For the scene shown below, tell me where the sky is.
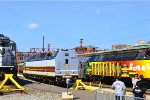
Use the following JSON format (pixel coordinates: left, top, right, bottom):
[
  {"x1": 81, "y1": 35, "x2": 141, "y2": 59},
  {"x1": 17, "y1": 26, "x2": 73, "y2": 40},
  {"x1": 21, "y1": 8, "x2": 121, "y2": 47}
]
[{"x1": 0, "y1": 0, "x2": 150, "y2": 51}]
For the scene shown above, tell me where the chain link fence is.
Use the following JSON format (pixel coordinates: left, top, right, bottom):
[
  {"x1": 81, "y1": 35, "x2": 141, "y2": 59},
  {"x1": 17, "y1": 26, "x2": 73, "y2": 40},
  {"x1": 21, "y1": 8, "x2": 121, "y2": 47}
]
[{"x1": 95, "y1": 88, "x2": 150, "y2": 100}]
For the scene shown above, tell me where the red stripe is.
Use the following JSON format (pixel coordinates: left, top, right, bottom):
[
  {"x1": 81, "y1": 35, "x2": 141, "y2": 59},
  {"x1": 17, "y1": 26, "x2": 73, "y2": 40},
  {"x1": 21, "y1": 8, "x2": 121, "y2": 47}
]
[
  {"x1": 25, "y1": 66, "x2": 55, "y2": 69},
  {"x1": 29, "y1": 69, "x2": 55, "y2": 72},
  {"x1": 25, "y1": 66, "x2": 55, "y2": 72}
]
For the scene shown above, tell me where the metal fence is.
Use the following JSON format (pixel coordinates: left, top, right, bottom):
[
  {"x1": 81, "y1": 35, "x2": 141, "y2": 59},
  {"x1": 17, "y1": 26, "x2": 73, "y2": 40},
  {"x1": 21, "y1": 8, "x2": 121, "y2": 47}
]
[{"x1": 95, "y1": 88, "x2": 150, "y2": 100}]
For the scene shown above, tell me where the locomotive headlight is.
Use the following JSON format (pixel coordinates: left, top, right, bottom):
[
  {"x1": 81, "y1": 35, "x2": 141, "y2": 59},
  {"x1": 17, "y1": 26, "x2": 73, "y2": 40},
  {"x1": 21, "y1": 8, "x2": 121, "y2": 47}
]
[{"x1": 10, "y1": 68, "x2": 13, "y2": 70}]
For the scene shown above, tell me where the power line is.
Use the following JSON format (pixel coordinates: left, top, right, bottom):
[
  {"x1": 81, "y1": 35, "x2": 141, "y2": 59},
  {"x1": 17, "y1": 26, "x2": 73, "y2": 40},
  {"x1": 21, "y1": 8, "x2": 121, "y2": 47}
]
[{"x1": 95, "y1": 17, "x2": 150, "y2": 46}]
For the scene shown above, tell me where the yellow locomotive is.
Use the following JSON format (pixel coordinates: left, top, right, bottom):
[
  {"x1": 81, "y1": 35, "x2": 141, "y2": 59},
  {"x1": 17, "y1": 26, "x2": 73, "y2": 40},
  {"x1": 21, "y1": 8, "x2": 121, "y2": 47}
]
[{"x1": 84, "y1": 47, "x2": 150, "y2": 86}]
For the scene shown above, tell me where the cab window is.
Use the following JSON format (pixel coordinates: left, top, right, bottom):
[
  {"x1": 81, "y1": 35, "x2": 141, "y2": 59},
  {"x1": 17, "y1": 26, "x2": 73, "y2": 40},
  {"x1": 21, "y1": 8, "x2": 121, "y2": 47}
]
[{"x1": 65, "y1": 59, "x2": 68, "y2": 64}]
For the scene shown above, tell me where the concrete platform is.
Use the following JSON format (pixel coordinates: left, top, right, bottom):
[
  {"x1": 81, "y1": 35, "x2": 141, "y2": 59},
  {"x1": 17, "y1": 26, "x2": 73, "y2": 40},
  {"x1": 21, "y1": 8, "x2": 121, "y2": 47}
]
[{"x1": 62, "y1": 92, "x2": 74, "y2": 100}]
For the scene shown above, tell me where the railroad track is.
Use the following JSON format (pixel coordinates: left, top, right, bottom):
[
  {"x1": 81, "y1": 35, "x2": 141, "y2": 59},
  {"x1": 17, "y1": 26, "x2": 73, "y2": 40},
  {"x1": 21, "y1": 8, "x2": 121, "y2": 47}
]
[
  {"x1": 83, "y1": 81, "x2": 150, "y2": 95},
  {"x1": 15, "y1": 74, "x2": 150, "y2": 100},
  {"x1": 16, "y1": 75, "x2": 97, "y2": 100},
  {"x1": 18, "y1": 74, "x2": 150, "y2": 94}
]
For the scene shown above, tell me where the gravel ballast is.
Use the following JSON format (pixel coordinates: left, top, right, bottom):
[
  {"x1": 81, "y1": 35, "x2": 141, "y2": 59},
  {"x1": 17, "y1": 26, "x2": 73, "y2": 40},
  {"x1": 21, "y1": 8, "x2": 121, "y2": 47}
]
[{"x1": 0, "y1": 87, "x2": 62, "y2": 100}]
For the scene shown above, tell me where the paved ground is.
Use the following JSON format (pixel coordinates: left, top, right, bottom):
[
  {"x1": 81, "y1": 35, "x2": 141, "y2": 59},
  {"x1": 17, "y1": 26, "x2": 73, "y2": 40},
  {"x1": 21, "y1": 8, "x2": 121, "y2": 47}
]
[{"x1": 0, "y1": 74, "x2": 150, "y2": 100}]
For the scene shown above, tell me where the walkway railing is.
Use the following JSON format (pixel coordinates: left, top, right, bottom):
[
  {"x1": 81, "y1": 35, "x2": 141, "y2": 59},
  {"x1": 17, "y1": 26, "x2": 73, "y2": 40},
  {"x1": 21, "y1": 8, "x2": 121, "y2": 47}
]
[{"x1": 95, "y1": 88, "x2": 150, "y2": 100}]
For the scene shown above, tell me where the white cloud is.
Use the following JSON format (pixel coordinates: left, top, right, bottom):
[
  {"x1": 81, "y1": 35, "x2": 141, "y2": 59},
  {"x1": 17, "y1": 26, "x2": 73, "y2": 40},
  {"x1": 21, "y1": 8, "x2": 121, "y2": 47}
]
[{"x1": 25, "y1": 23, "x2": 39, "y2": 29}]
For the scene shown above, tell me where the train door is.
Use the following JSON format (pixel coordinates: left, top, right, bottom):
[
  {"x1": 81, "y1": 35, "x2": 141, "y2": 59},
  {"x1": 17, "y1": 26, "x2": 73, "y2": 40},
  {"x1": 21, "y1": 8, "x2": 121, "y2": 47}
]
[
  {"x1": 65, "y1": 51, "x2": 79, "y2": 76},
  {"x1": 78, "y1": 62, "x2": 85, "y2": 78}
]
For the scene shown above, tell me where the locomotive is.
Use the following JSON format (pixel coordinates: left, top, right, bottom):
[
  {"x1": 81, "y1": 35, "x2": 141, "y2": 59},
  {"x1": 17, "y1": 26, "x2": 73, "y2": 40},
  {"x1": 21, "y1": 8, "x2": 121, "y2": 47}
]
[
  {"x1": 22, "y1": 44, "x2": 150, "y2": 87},
  {"x1": 23, "y1": 49, "x2": 79, "y2": 84},
  {"x1": 0, "y1": 34, "x2": 17, "y2": 78},
  {"x1": 84, "y1": 47, "x2": 150, "y2": 87}
]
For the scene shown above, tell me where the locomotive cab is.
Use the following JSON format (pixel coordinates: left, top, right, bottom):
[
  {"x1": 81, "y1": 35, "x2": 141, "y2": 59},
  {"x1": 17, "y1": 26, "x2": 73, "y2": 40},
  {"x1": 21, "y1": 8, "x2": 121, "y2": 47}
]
[{"x1": 0, "y1": 34, "x2": 17, "y2": 78}]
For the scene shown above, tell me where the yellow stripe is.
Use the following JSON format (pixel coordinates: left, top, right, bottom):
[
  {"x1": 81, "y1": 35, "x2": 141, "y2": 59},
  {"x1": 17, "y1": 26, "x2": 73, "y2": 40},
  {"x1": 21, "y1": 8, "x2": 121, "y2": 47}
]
[
  {"x1": 121, "y1": 74, "x2": 129, "y2": 77},
  {"x1": 129, "y1": 72, "x2": 137, "y2": 74},
  {"x1": 121, "y1": 68, "x2": 129, "y2": 70}
]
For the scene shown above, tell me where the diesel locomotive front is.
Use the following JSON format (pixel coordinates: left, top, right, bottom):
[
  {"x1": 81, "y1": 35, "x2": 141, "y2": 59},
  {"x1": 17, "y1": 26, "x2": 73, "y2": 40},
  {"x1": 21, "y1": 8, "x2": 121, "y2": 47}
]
[
  {"x1": 23, "y1": 49, "x2": 79, "y2": 84},
  {"x1": 0, "y1": 34, "x2": 17, "y2": 78}
]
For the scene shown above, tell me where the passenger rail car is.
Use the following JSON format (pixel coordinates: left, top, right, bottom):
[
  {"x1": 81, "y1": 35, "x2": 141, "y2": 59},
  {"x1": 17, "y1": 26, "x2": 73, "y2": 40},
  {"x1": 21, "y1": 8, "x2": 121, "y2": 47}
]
[
  {"x1": 84, "y1": 47, "x2": 150, "y2": 86},
  {"x1": 23, "y1": 49, "x2": 79, "y2": 84},
  {"x1": 0, "y1": 34, "x2": 17, "y2": 78}
]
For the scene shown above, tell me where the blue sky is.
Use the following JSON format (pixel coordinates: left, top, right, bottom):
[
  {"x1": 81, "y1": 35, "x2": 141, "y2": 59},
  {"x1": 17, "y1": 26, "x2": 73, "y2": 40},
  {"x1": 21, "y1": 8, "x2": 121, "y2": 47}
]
[{"x1": 0, "y1": 1, "x2": 150, "y2": 51}]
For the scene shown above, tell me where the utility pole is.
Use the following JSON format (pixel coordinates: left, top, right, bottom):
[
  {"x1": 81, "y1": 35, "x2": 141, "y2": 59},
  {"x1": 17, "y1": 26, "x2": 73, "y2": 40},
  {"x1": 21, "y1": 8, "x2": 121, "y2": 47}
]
[{"x1": 43, "y1": 36, "x2": 45, "y2": 53}]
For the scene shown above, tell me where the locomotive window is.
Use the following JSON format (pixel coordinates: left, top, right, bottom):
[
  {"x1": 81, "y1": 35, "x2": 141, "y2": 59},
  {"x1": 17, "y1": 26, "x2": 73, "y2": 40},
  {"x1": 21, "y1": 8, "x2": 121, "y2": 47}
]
[
  {"x1": 102, "y1": 53, "x2": 112, "y2": 61},
  {"x1": 89, "y1": 55, "x2": 104, "y2": 62},
  {"x1": 136, "y1": 51, "x2": 145, "y2": 60},
  {"x1": 94, "y1": 55, "x2": 99, "y2": 61},
  {"x1": 89, "y1": 55, "x2": 97, "y2": 62},
  {"x1": 65, "y1": 59, "x2": 68, "y2": 64},
  {"x1": 37, "y1": 53, "x2": 47, "y2": 60},
  {"x1": 65, "y1": 53, "x2": 69, "y2": 56},
  {"x1": 11, "y1": 43, "x2": 16, "y2": 51},
  {"x1": 2, "y1": 48, "x2": 5, "y2": 55},
  {"x1": 113, "y1": 53, "x2": 123, "y2": 61},
  {"x1": 45, "y1": 51, "x2": 58, "y2": 60},
  {"x1": 145, "y1": 50, "x2": 150, "y2": 59},
  {"x1": 27, "y1": 54, "x2": 38, "y2": 61},
  {"x1": 97, "y1": 54, "x2": 103, "y2": 61},
  {"x1": 122, "y1": 51, "x2": 138, "y2": 60},
  {"x1": 40, "y1": 53, "x2": 46, "y2": 58}
]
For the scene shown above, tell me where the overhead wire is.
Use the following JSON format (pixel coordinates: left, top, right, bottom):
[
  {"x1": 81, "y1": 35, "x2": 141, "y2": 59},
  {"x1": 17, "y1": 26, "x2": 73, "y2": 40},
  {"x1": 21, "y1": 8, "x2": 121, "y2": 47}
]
[{"x1": 90, "y1": 17, "x2": 150, "y2": 47}]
